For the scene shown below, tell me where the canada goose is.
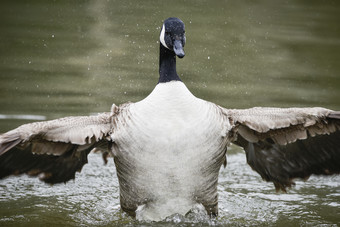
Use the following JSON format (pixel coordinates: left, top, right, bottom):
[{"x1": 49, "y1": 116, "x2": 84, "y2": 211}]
[{"x1": 0, "y1": 17, "x2": 339, "y2": 221}]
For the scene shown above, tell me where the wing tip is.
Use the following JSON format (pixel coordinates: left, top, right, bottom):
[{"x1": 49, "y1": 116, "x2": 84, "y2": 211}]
[
  {"x1": 273, "y1": 180, "x2": 296, "y2": 193},
  {"x1": 0, "y1": 135, "x2": 22, "y2": 156},
  {"x1": 328, "y1": 111, "x2": 340, "y2": 120}
]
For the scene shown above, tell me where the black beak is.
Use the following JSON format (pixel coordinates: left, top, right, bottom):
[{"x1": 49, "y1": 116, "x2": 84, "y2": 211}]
[{"x1": 173, "y1": 40, "x2": 185, "y2": 58}]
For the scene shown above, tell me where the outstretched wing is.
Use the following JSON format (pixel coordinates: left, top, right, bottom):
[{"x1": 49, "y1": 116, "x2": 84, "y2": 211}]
[
  {"x1": 224, "y1": 107, "x2": 340, "y2": 192},
  {"x1": 0, "y1": 112, "x2": 113, "y2": 184}
]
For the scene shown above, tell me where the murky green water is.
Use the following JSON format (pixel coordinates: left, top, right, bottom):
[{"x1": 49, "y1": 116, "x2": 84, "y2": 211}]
[{"x1": 0, "y1": 0, "x2": 339, "y2": 226}]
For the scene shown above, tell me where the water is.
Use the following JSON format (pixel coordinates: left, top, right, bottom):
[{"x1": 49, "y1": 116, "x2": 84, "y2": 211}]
[
  {"x1": 1, "y1": 0, "x2": 340, "y2": 226},
  {"x1": 1, "y1": 151, "x2": 339, "y2": 226}
]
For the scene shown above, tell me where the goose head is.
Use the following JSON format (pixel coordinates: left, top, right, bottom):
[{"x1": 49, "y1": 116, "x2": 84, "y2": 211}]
[
  {"x1": 160, "y1": 17, "x2": 186, "y2": 58},
  {"x1": 158, "y1": 17, "x2": 186, "y2": 83}
]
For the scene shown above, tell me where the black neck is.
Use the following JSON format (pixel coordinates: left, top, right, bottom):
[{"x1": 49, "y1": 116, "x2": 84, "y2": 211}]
[{"x1": 158, "y1": 44, "x2": 181, "y2": 83}]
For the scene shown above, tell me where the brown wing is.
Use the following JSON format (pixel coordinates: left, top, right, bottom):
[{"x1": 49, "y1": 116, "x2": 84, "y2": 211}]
[
  {"x1": 225, "y1": 107, "x2": 340, "y2": 192},
  {"x1": 0, "y1": 112, "x2": 112, "y2": 184}
]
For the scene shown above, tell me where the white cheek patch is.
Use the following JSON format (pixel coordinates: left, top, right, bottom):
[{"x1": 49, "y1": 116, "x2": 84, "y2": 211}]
[{"x1": 160, "y1": 24, "x2": 170, "y2": 49}]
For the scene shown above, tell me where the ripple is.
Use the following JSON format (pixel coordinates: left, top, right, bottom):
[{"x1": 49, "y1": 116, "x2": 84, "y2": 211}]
[
  {"x1": 1, "y1": 150, "x2": 340, "y2": 226},
  {"x1": 0, "y1": 114, "x2": 46, "y2": 121}
]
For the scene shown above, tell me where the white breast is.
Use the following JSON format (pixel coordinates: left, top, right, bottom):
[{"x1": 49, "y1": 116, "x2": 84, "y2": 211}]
[{"x1": 111, "y1": 81, "x2": 230, "y2": 220}]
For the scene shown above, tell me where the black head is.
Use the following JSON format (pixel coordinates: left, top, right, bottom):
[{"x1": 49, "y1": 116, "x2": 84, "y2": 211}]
[{"x1": 160, "y1": 17, "x2": 186, "y2": 58}]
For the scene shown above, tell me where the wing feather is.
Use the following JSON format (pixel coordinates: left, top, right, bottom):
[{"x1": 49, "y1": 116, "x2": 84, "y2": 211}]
[
  {"x1": 0, "y1": 112, "x2": 113, "y2": 183},
  {"x1": 225, "y1": 107, "x2": 340, "y2": 191}
]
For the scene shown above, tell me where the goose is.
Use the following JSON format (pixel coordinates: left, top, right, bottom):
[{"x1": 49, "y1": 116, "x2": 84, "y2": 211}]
[{"x1": 0, "y1": 17, "x2": 339, "y2": 221}]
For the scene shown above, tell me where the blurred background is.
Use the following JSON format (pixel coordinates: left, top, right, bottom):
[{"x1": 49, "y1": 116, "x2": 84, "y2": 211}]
[{"x1": 0, "y1": 0, "x2": 339, "y2": 226}]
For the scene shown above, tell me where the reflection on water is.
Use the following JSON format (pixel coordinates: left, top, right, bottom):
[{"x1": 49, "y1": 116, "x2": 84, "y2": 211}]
[{"x1": 0, "y1": 0, "x2": 340, "y2": 226}]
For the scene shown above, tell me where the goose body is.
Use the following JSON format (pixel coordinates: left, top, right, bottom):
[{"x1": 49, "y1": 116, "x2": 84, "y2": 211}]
[
  {"x1": 0, "y1": 17, "x2": 339, "y2": 221},
  {"x1": 112, "y1": 81, "x2": 229, "y2": 219}
]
